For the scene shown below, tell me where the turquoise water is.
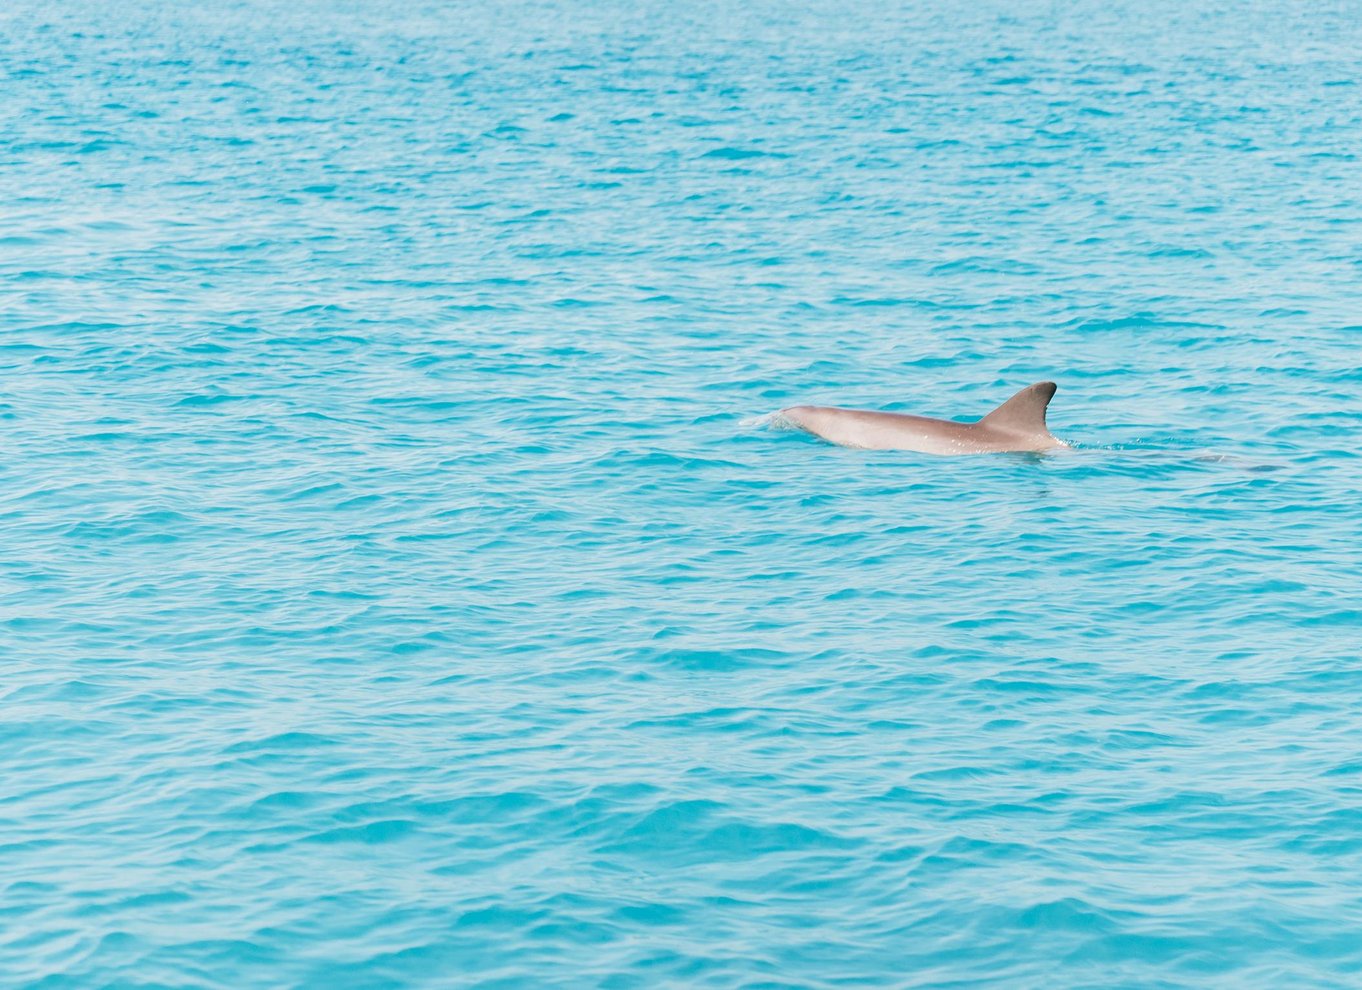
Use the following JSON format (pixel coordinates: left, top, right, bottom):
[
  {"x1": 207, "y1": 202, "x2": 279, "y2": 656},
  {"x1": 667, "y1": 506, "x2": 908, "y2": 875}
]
[{"x1": 3, "y1": 0, "x2": 1361, "y2": 986}]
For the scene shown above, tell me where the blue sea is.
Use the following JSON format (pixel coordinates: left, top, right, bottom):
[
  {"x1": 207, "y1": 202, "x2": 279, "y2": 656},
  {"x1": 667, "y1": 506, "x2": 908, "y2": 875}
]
[{"x1": 3, "y1": 1, "x2": 1361, "y2": 986}]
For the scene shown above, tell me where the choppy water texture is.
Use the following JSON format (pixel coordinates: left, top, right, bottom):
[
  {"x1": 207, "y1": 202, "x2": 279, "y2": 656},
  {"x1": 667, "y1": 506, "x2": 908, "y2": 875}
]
[{"x1": 3, "y1": 1, "x2": 1361, "y2": 986}]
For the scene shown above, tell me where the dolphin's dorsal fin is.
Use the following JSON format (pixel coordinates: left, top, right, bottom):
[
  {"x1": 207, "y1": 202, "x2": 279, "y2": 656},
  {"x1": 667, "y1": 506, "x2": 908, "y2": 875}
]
[{"x1": 979, "y1": 381, "x2": 1057, "y2": 433}]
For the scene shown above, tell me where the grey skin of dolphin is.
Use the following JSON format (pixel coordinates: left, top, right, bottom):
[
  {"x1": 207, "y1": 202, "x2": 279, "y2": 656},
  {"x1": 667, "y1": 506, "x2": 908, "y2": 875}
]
[{"x1": 779, "y1": 381, "x2": 1070, "y2": 455}]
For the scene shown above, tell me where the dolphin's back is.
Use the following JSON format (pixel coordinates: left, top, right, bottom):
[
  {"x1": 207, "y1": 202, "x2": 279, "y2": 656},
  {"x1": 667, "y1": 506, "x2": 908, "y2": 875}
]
[
  {"x1": 778, "y1": 382, "x2": 1067, "y2": 455},
  {"x1": 781, "y1": 405, "x2": 976, "y2": 454}
]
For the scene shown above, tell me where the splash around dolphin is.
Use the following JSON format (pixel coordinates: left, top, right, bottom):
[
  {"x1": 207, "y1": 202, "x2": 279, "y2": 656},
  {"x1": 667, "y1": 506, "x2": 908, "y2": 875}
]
[{"x1": 777, "y1": 382, "x2": 1070, "y2": 455}]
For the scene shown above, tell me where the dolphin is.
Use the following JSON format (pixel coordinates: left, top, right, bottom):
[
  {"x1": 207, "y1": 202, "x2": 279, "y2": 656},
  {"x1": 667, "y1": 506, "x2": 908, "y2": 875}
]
[{"x1": 779, "y1": 381, "x2": 1069, "y2": 455}]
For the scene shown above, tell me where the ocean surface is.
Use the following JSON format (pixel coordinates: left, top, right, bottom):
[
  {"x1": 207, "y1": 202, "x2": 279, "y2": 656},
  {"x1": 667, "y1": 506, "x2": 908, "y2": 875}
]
[{"x1": 3, "y1": 1, "x2": 1361, "y2": 986}]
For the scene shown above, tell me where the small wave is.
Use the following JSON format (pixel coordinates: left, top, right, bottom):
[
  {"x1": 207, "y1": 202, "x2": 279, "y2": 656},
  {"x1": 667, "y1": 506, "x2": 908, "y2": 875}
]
[{"x1": 739, "y1": 410, "x2": 800, "y2": 431}]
